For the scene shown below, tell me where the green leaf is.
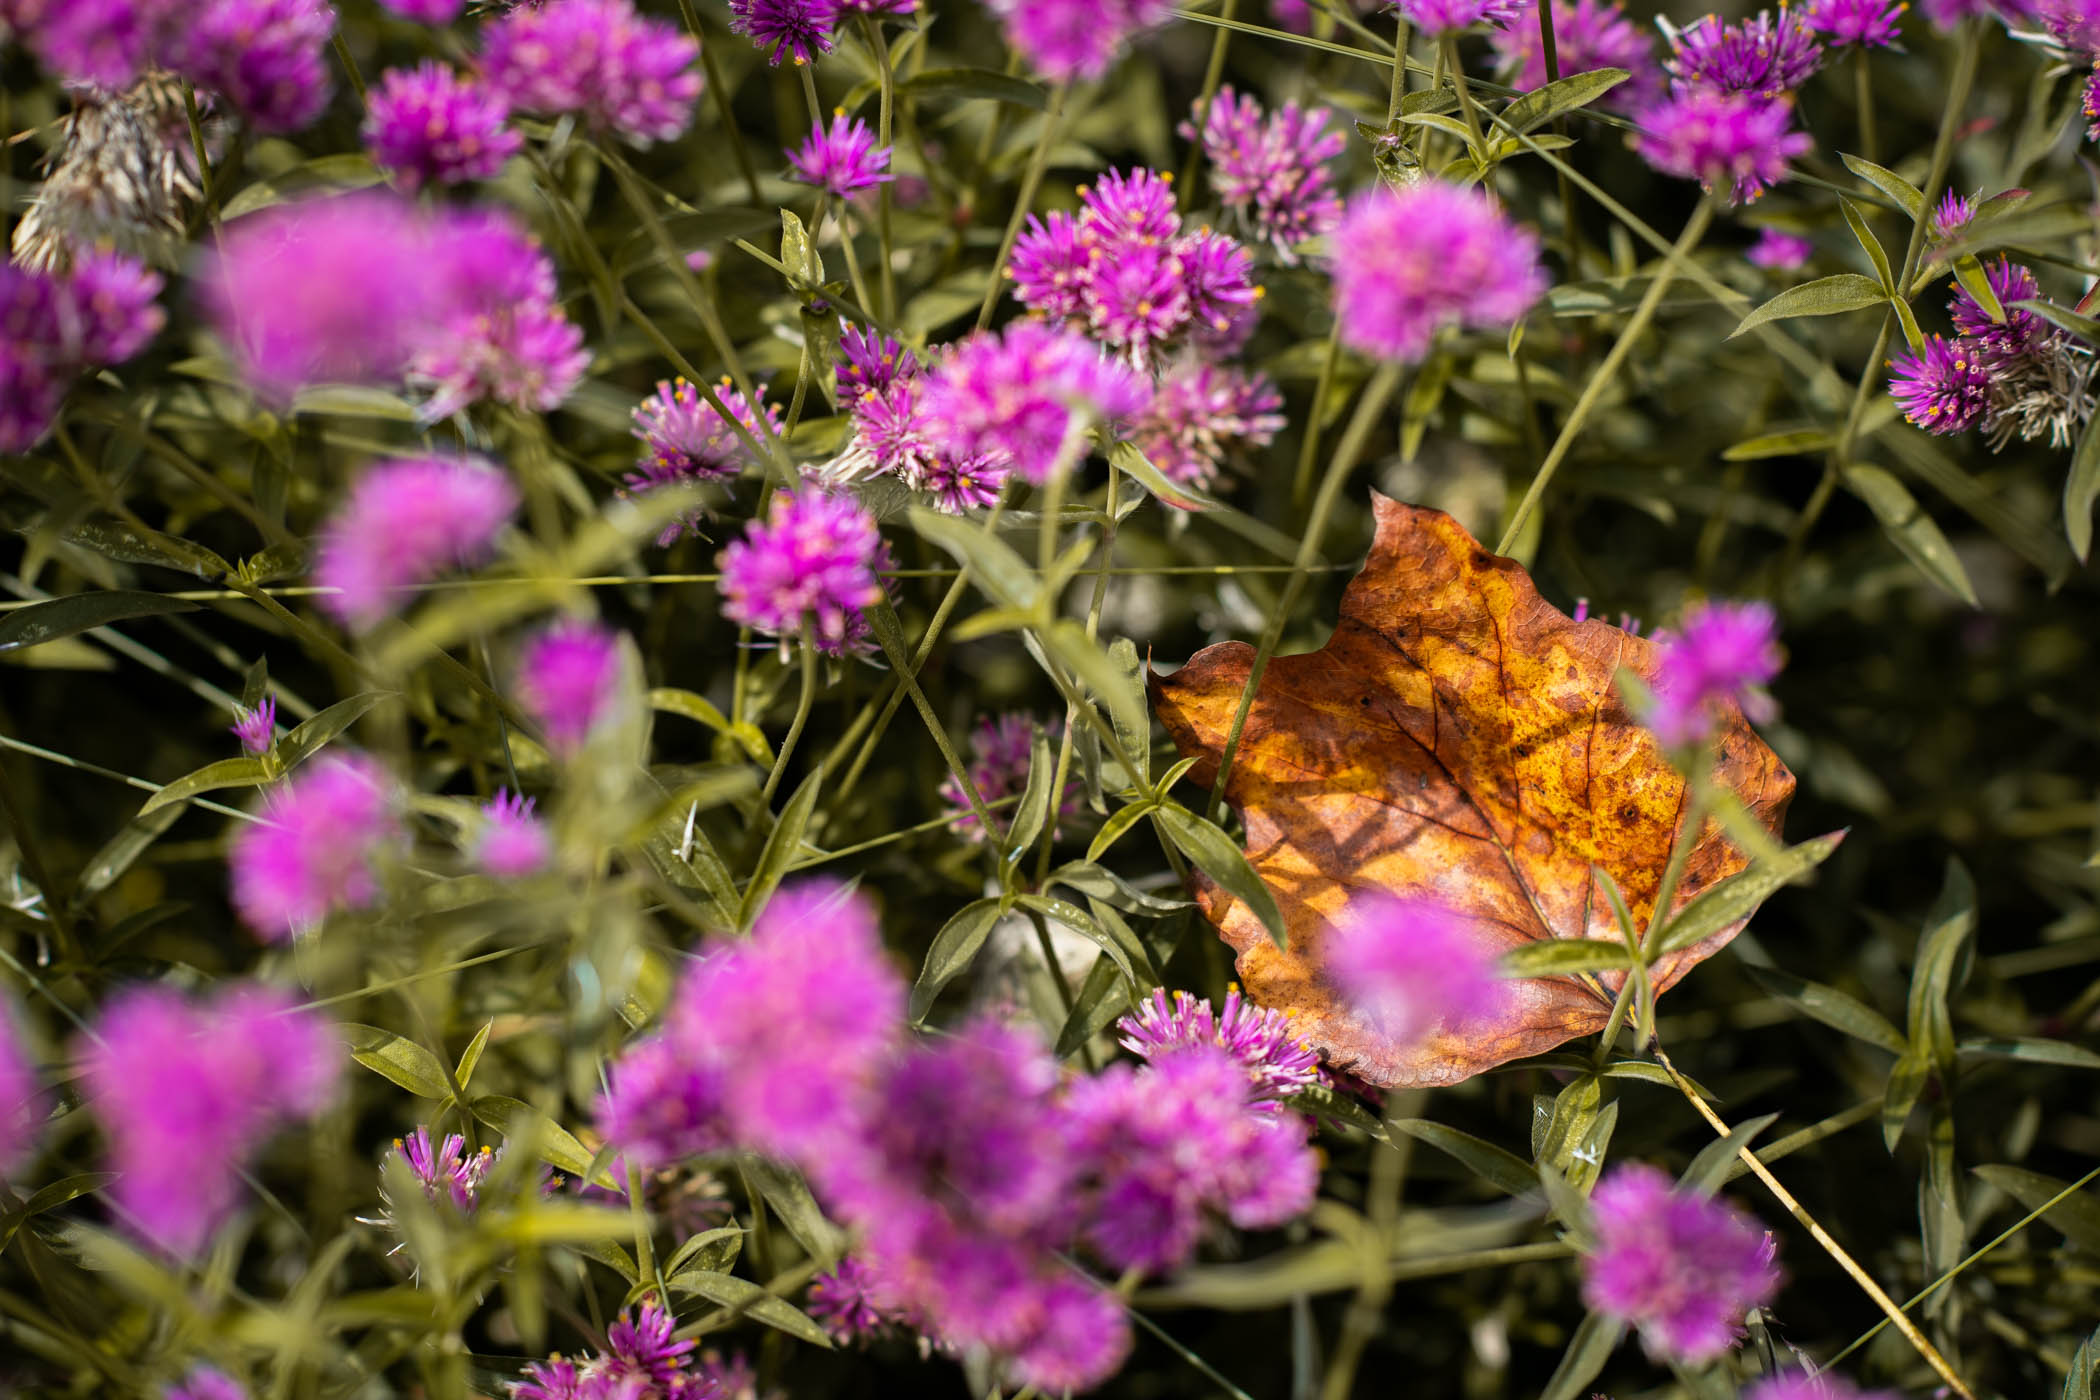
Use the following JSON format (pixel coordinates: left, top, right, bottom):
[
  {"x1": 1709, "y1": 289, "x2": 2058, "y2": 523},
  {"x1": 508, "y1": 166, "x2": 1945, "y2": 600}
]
[
  {"x1": 1540, "y1": 1312, "x2": 1627, "y2": 1400},
  {"x1": 1153, "y1": 802, "x2": 1287, "y2": 949},
  {"x1": 287, "y1": 385, "x2": 419, "y2": 421},
  {"x1": 276, "y1": 690, "x2": 390, "y2": 767},
  {"x1": 1973, "y1": 1165, "x2": 2100, "y2": 1255},
  {"x1": 1882, "y1": 1050, "x2": 1931, "y2": 1151},
  {"x1": 1499, "y1": 940, "x2": 1632, "y2": 977},
  {"x1": 665, "y1": 1270, "x2": 834, "y2": 1347},
  {"x1": 1839, "y1": 152, "x2": 1926, "y2": 219},
  {"x1": 454, "y1": 1020, "x2": 494, "y2": 1091},
  {"x1": 1107, "y1": 442, "x2": 1303, "y2": 561},
  {"x1": 63, "y1": 519, "x2": 229, "y2": 578},
  {"x1": 1843, "y1": 465, "x2": 1979, "y2": 606},
  {"x1": 1501, "y1": 68, "x2": 1629, "y2": 134},
  {"x1": 1743, "y1": 966, "x2": 1907, "y2": 1054},
  {"x1": 2015, "y1": 297, "x2": 2100, "y2": 346},
  {"x1": 1654, "y1": 831, "x2": 1845, "y2": 955},
  {"x1": 1387, "y1": 1120, "x2": 1536, "y2": 1196},
  {"x1": 1721, "y1": 428, "x2": 1834, "y2": 461},
  {"x1": 71, "y1": 804, "x2": 185, "y2": 904},
  {"x1": 1086, "y1": 799, "x2": 1156, "y2": 863},
  {"x1": 0, "y1": 591, "x2": 199, "y2": 652},
  {"x1": 1055, "y1": 951, "x2": 1136, "y2": 1058},
  {"x1": 344, "y1": 1024, "x2": 451, "y2": 1100},
  {"x1": 898, "y1": 66, "x2": 1048, "y2": 110},
  {"x1": 1729, "y1": 274, "x2": 1889, "y2": 338},
  {"x1": 737, "y1": 765, "x2": 824, "y2": 929},
  {"x1": 909, "y1": 508, "x2": 1041, "y2": 614},
  {"x1": 1959, "y1": 1037, "x2": 2100, "y2": 1070},
  {"x1": 2064, "y1": 1320, "x2": 2100, "y2": 1400},
  {"x1": 137, "y1": 756, "x2": 271, "y2": 817},
  {"x1": 1042, "y1": 620, "x2": 1151, "y2": 772},
  {"x1": 1952, "y1": 254, "x2": 2006, "y2": 322},
  {"x1": 739, "y1": 1157, "x2": 843, "y2": 1272},
  {"x1": 1047, "y1": 862, "x2": 1189, "y2": 914},
  {"x1": 1908, "y1": 858, "x2": 1977, "y2": 1073},
  {"x1": 1005, "y1": 726, "x2": 1058, "y2": 855},
  {"x1": 1106, "y1": 638, "x2": 1151, "y2": 785},
  {"x1": 663, "y1": 1227, "x2": 742, "y2": 1279},
  {"x1": 487, "y1": 1203, "x2": 633, "y2": 1244},
  {"x1": 2066, "y1": 395, "x2": 2100, "y2": 562},
  {"x1": 1839, "y1": 198, "x2": 1895, "y2": 292},
  {"x1": 649, "y1": 687, "x2": 731, "y2": 733},
  {"x1": 1678, "y1": 1113, "x2": 1777, "y2": 1199},
  {"x1": 1015, "y1": 893, "x2": 1148, "y2": 988},
  {"x1": 909, "y1": 897, "x2": 1007, "y2": 1023},
  {"x1": 469, "y1": 1096, "x2": 615, "y2": 1187}
]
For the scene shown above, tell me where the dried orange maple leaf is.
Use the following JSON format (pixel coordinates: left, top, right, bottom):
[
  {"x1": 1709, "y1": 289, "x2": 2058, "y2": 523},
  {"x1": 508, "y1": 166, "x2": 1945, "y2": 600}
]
[{"x1": 1150, "y1": 494, "x2": 1798, "y2": 1088}]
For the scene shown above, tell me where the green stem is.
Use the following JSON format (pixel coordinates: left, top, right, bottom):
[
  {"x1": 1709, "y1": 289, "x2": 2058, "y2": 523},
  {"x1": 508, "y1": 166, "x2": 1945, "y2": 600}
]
[
  {"x1": 331, "y1": 32, "x2": 368, "y2": 105},
  {"x1": 1033, "y1": 463, "x2": 1120, "y2": 889},
  {"x1": 1179, "y1": 0, "x2": 1240, "y2": 191},
  {"x1": 975, "y1": 84, "x2": 1070, "y2": 331},
  {"x1": 761, "y1": 635, "x2": 820, "y2": 804},
  {"x1": 1203, "y1": 361, "x2": 1405, "y2": 824},
  {"x1": 1292, "y1": 322, "x2": 1346, "y2": 512},
  {"x1": 1442, "y1": 34, "x2": 1490, "y2": 170},
  {"x1": 860, "y1": 16, "x2": 900, "y2": 319},
  {"x1": 1387, "y1": 18, "x2": 1411, "y2": 119},
  {"x1": 1854, "y1": 47, "x2": 1878, "y2": 166},
  {"x1": 1320, "y1": 1092, "x2": 1425, "y2": 1400},
  {"x1": 1496, "y1": 197, "x2": 1714, "y2": 555},
  {"x1": 685, "y1": 0, "x2": 764, "y2": 204},
  {"x1": 1532, "y1": 0, "x2": 1585, "y2": 275}
]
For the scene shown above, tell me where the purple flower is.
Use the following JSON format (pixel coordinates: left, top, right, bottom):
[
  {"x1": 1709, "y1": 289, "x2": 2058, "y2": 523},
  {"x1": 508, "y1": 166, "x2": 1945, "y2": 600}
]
[
  {"x1": 388, "y1": 1127, "x2": 496, "y2": 1211},
  {"x1": 1632, "y1": 90, "x2": 1811, "y2": 204},
  {"x1": 729, "y1": 0, "x2": 840, "y2": 64},
  {"x1": 515, "y1": 619, "x2": 623, "y2": 755},
  {"x1": 1666, "y1": 8, "x2": 1824, "y2": 97},
  {"x1": 230, "y1": 696, "x2": 278, "y2": 756},
  {"x1": 1583, "y1": 1162, "x2": 1782, "y2": 1363},
  {"x1": 364, "y1": 63, "x2": 521, "y2": 190},
  {"x1": 6, "y1": 0, "x2": 169, "y2": 89},
  {"x1": 1931, "y1": 191, "x2": 1976, "y2": 242},
  {"x1": 229, "y1": 754, "x2": 402, "y2": 940},
  {"x1": 1010, "y1": 211, "x2": 1095, "y2": 321},
  {"x1": 163, "y1": 0, "x2": 336, "y2": 134},
  {"x1": 1176, "y1": 228, "x2": 1262, "y2": 352},
  {"x1": 475, "y1": 790, "x2": 550, "y2": 877},
  {"x1": 408, "y1": 210, "x2": 589, "y2": 420},
  {"x1": 937, "y1": 713, "x2": 1078, "y2": 840},
  {"x1": 1747, "y1": 227, "x2": 1814, "y2": 270},
  {"x1": 65, "y1": 251, "x2": 164, "y2": 365},
  {"x1": 1804, "y1": 0, "x2": 1905, "y2": 45},
  {"x1": 1327, "y1": 896, "x2": 1507, "y2": 1049},
  {"x1": 1004, "y1": 1276, "x2": 1133, "y2": 1395},
  {"x1": 1330, "y1": 183, "x2": 1547, "y2": 363},
  {"x1": 918, "y1": 321, "x2": 1150, "y2": 483},
  {"x1": 377, "y1": 0, "x2": 463, "y2": 19},
  {"x1": 808, "y1": 1257, "x2": 898, "y2": 1343},
  {"x1": 478, "y1": 0, "x2": 703, "y2": 145},
  {"x1": 1949, "y1": 256, "x2": 2051, "y2": 361},
  {"x1": 603, "y1": 1301, "x2": 697, "y2": 1395},
  {"x1": 315, "y1": 455, "x2": 518, "y2": 631},
  {"x1": 789, "y1": 111, "x2": 894, "y2": 197},
  {"x1": 839, "y1": 0, "x2": 915, "y2": 10},
  {"x1": 1887, "y1": 335, "x2": 1992, "y2": 436},
  {"x1": 1130, "y1": 358, "x2": 1284, "y2": 492},
  {"x1": 1078, "y1": 166, "x2": 1182, "y2": 247},
  {"x1": 1182, "y1": 87, "x2": 1345, "y2": 261},
  {"x1": 2044, "y1": 0, "x2": 2100, "y2": 50},
  {"x1": 0, "y1": 253, "x2": 163, "y2": 449},
  {"x1": 1646, "y1": 600, "x2": 1783, "y2": 748},
  {"x1": 81, "y1": 983, "x2": 336, "y2": 1254},
  {"x1": 595, "y1": 1032, "x2": 732, "y2": 1168},
  {"x1": 166, "y1": 1367, "x2": 250, "y2": 1400},
  {"x1": 1918, "y1": 0, "x2": 2035, "y2": 30},
  {"x1": 0, "y1": 999, "x2": 44, "y2": 1175},
  {"x1": 912, "y1": 449, "x2": 1009, "y2": 515},
  {"x1": 982, "y1": 0, "x2": 1176, "y2": 80},
  {"x1": 0, "y1": 357, "x2": 67, "y2": 456},
  {"x1": 1085, "y1": 240, "x2": 1192, "y2": 361},
  {"x1": 1744, "y1": 1372, "x2": 1898, "y2": 1400},
  {"x1": 1118, "y1": 987, "x2": 1322, "y2": 1108},
  {"x1": 1395, "y1": 0, "x2": 1532, "y2": 33},
  {"x1": 836, "y1": 323, "x2": 918, "y2": 398},
  {"x1": 1491, "y1": 0, "x2": 1663, "y2": 111},
  {"x1": 717, "y1": 489, "x2": 886, "y2": 655},
  {"x1": 627, "y1": 378, "x2": 781, "y2": 543}
]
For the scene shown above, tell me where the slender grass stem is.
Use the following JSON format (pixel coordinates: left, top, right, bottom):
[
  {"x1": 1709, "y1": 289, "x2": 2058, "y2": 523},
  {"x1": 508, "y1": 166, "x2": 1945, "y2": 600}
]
[
  {"x1": 860, "y1": 16, "x2": 900, "y2": 319},
  {"x1": 760, "y1": 635, "x2": 819, "y2": 804},
  {"x1": 1180, "y1": 0, "x2": 1240, "y2": 191},
  {"x1": 684, "y1": 0, "x2": 764, "y2": 204},
  {"x1": 975, "y1": 85, "x2": 1070, "y2": 331}
]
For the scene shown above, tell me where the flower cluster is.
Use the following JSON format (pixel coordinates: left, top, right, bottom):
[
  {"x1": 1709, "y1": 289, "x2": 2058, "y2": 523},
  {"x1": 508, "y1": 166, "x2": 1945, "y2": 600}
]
[
  {"x1": 1118, "y1": 987, "x2": 1323, "y2": 1108},
  {"x1": 788, "y1": 111, "x2": 894, "y2": 198},
  {"x1": 1329, "y1": 183, "x2": 1547, "y2": 363},
  {"x1": 1804, "y1": 0, "x2": 1907, "y2": 46},
  {"x1": 314, "y1": 456, "x2": 519, "y2": 631},
  {"x1": 936, "y1": 712, "x2": 1076, "y2": 841},
  {"x1": 1581, "y1": 1163, "x2": 1782, "y2": 1362},
  {"x1": 982, "y1": 0, "x2": 1176, "y2": 80},
  {"x1": 1009, "y1": 167, "x2": 1261, "y2": 364},
  {"x1": 0, "y1": 252, "x2": 164, "y2": 452},
  {"x1": 1645, "y1": 599, "x2": 1783, "y2": 748},
  {"x1": 817, "y1": 328, "x2": 1007, "y2": 513},
  {"x1": 516, "y1": 1300, "x2": 750, "y2": 1400},
  {"x1": 1633, "y1": 8, "x2": 1821, "y2": 201},
  {"x1": 1327, "y1": 896, "x2": 1507, "y2": 1049},
  {"x1": 204, "y1": 193, "x2": 587, "y2": 416},
  {"x1": 1129, "y1": 358, "x2": 1285, "y2": 490},
  {"x1": 2, "y1": 0, "x2": 334, "y2": 133},
  {"x1": 717, "y1": 490, "x2": 888, "y2": 655},
  {"x1": 626, "y1": 378, "x2": 783, "y2": 543},
  {"x1": 227, "y1": 754, "x2": 404, "y2": 940},
  {"x1": 80, "y1": 983, "x2": 336, "y2": 1254},
  {"x1": 478, "y1": 0, "x2": 703, "y2": 146},
  {"x1": 1890, "y1": 256, "x2": 2096, "y2": 447},
  {"x1": 476, "y1": 791, "x2": 552, "y2": 877},
  {"x1": 1666, "y1": 8, "x2": 1825, "y2": 97},
  {"x1": 363, "y1": 61, "x2": 522, "y2": 190},
  {"x1": 729, "y1": 0, "x2": 841, "y2": 66},
  {"x1": 385, "y1": 1128, "x2": 498, "y2": 1213},
  {"x1": 1396, "y1": 0, "x2": 1532, "y2": 35},
  {"x1": 1182, "y1": 87, "x2": 1346, "y2": 261},
  {"x1": 918, "y1": 321, "x2": 1151, "y2": 483},
  {"x1": 515, "y1": 620, "x2": 624, "y2": 755},
  {"x1": 1491, "y1": 0, "x2": 1664, "y2": 110}
]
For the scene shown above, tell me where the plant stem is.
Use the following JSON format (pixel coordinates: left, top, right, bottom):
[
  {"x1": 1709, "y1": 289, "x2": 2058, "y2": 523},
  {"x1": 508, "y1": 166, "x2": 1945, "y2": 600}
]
[
  {"x1": 860, "y1": 15, "x2": 900, "y2": 319},
  {"x1": 685, "y1": 0, "x2": 764, "y2": 204},
  {"x1": 1443, "y1": 34, "x2": 1490, "y2": 169},
  {"x1": 1854, "y1": 48, "x2": 1878, "y2": 165},
  {"x1": 975, "y1": 84, "x2": 1070, "y2": 331},
  {"x1": 1203, "y1": 361, "x2": 1404, "y2": 824},
  {"x1": 1292, "y1": 321, "x2": 1346, "y2": 511},
  {"x1": 1496, "y1": 196, "x2": 1714, "y2": 555},
  {"x1": 1034, "y1": 464, "x2": 1121, "y2": 888},
  {"x1": 761, "y1": 636, "x2": 818, "y2": 804},
  {"x1": 1320, "y1": 1091, "x2": 1424, "y2": 1400},
  {"x1": 1180, "y1": 0, "x2": 1240, "y2": 191},
  {"x1": 1533, "y1": 0, "x2": 1586, "y2": 275}
]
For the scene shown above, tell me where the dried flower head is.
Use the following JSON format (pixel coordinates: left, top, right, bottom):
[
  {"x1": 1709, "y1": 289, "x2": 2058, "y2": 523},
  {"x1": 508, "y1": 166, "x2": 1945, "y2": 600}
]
[
  {"x1": 1329, "y1": 182, "x2": 1547, "y2": 362},
  {"x1": 10, "y1": 72, "x2": 203, "y2": 273},
  {"x1": 1583, "y1": 1162, "x2": 1782, "y2": 1363}
]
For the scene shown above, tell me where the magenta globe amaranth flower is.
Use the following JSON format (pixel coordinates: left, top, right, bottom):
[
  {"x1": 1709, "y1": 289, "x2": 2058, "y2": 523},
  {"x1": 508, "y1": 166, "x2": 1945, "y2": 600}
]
[
  {"x1": 407, "y1": 210, "x2": 589, "y2": 420},
  {"x1": 1327, "y1": 896, "x2": 1507, "y2": 1049},
  {"x1": 627, "y1": 377, "x2": 781, "y2": 543},
  {"x1": 387, "y1": 1127, "x2": 496, "y2": 1211},
  {"x1": 162, "y1": 0, "x2": 336, "y2": 134},
  {"x1": 229, "y1": 753, "x2": 403, "y2": 940},
  {"x1": 1747, "y1": 227, "x2": 1814, "y2": 270},
  {"x1": 1118, "y1": 987, "x2": 1322, "y2": 1108},
  {"x1": 937, "y1": 712, "x2": 1078, "y2": 841},
  {"x1": 166, "y1": 1367, "x2": 250, "y2": 1400},
  {"x1": 595, "y1": 1031, "x2": 732, "y2": 1168},
  {"x1": 919, "y1": 321, "x2": 1149, "y2": 482},
  {"x1": 730, "y1": 0, "x2": 840, "y2": 64},
  {"x1": 478, "y1": 0, "x2": 703, "y2": 145},
  {"x1": 1646, "y1": 599, "x2": 1783, "y2": 748},
  {"x1": 1632, "y1": 90, "x2": 1811, "y2": 204},
  {"x1": 315, "y1": 456, "x2": 518, "y2": 631},
  {"x1": 808, "y1": 1257, "x2": 898, "y2": 1344},
  {"x1": 1329, "y1": 183, "x2": 1547, "y2": 363},
  {"x1": 717, "y1": 489, "x2": 885, "y2": 656},
  {"x1": 1582, "y1": 1162, "x2": 1782, "y2": 1363},
  {"x1": 515, "y1": 619, "x2": 623, "y2": 755},
  {"x1": 1131, "y1": 357, "x2": 1284, "y2": 492},
  {"x1": 1492, "y1": 0, "x2": 1663, "y2": 109},
  {"x1": 1395, "y1": 0, "x2": 1532, "y2": 33},
  {"x1": 475, "y1": 790, "x2": 550, "y2": 877},
  {"x1": 229, "y1": 696, "x2": 277, "y2": 756},
  {"x1": 1949, "y1": 257, "x2": 2051, "y2": 361},
  {"x1": 80, "y1": 983, "x2": 336, "y2": 1255},
  {"x1": 1888, "y1": 335, "x2": 1992, "y2": 436},
  {"x1": 65, "y1": 250, "x2": 164, "y2": 364},
  {"x1": 363, "y1": 63, "x2": 520, "y2": 190},
  {"x1": 789, "y1": 111, "x2": 894, "y2": 197},
  {"x1": 1666, "y1": 8, "x2": 1824, "y2": 97},
  {"x1": 1804, "y1": 0, "x2": 1905, "y2": 45},
  {"x1": 1183, "y1": 87, "x2": 1345, "y2": 261},
  {"x1": 836, "y1": 323, "x2": 918, "y2": 398},
  {"x1": 983, "y1": 0, "x2": 1176, "y2": 80},
  {"x1": 378, "y1": 0, "x2": 462, "y2": 18}
]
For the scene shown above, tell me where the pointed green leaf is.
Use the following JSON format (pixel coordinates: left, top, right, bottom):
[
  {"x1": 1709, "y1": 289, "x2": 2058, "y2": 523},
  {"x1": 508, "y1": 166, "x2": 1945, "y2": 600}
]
[
  {"x1": 1153, "y1": 801, "x2": 1287, "y2": 949},
  {"x1": 1729, "y1": 274, "x2": 1888, "y2": 338},
  {"x1": 665, "y1": 1270, "x2": 834, "y2": 1347},
  {"x1": 2066, "y1": 396, "x2": 2100, "y2": 561},
  {"x1": 1502, "y1": 68, "x2": 1629, "y2": 134},
  {"x1": 276, "y1": 691, "x2": 391, "y2": 767},
  {"x1": 909, "y1": 897, "x2": 1007, "y2": 1023},
  {"x1": 1839, "y1": 199, "x2": 1895, "y2": 292},
  {"x1": 1679, "y1": 1114, "x2": 1777, "y2": 1199},
  {"x1": 908, "y1": 507, "x2": 1041, "y2": 613},
  {"x1": 1743, "y1": 966, "x2": 1907, "y2": 1054},
  {"x1": 1839, "y1": 152, "x2": 1926, "y2": 219},
  {"x1": 1843, "y1": 465, "x2": 1979, "y2": 606},
  {"x1": 1500, "y1": 940, "x2": 1632, "y2": 977},
  {"x1": 344, "y1": 1024, "x2": 451, "y2": 1100},
  {"x1": 737, "y1": 765, "x2": 824, "y2": 929},
  {"x1": 0, "y1": 591, "x2": 199, "y2": 652},
  {"x1": 1388, "y1": 1120, "x2": 1536, "y2": 1196},
  {"x1": 1973, "y1": 1165, "x2": 2100, "y2": 1255},
  {"x1": 1655, "y1": 830, "x2": 1845, "y2": 955}
]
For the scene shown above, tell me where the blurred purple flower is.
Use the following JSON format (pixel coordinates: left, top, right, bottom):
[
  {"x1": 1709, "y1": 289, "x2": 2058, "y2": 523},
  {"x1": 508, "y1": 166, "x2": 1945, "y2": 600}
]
[
  {"x1": 81, "y1": 983, "x2": 336, "y2": 1254},
  {"x1": 1118, "y1": 987, "x2": 1322, "y2": 1108},
  {"x1": 162, "y1": 0, "x2": 336, "y2": 134},
  {"x1": 515, "y1": 619, "x2": 622, "y2": 755},
  {"x1": 626, "y1": 377, "x2": 780, "y2": 543},
  {"x1": 1747, "y1": 227, "x2": 1814, "y2": 270},
  {"x1": 919, "y1": 321, "x2": 1149, "y2": 482},
  {"x1": 2043, "y1": 0, "x2": 2100, "y2": 49},
  {"x1": 377, "y1": 0, "x2": 462, "y2": 19},
  {"x1": 229, "y1": 754, "x2": 403, "y2": 940},
  {"x1": 0, "y1": 998, "x2": 44, "y2": 1175},
  {"x1": 729, "y1": 0, "x2": 840, "y2": 64},
  {"x1": 1330, "y1": 183, "x2": 1547, "y2": 362},
  {"x1": 66, "y1": 250, "x2": 164, "y2": 364},
  {"x1": 364, "y1": 62, "x2": 520, "y2": 190},
  {"x1": 1004, "y1": 1276, "x2": 1132, "y2": 1395},
  {"x1": 1492, "y1": 0, "x2": 1663, "y2": 110},
  {"x1": 1583, "y1": 1162, "x2": 1782, "y2": 1363},
  {"x1": 937, "y1": 712, "x2": 1077, "y2": 841},
  {"x1": 409, "y1": 210, "x2": 589, "y2": 420},
  {"x1": 717, "y1": 489, "x2": 885, "y2": 656},
  {"x1": 314, "y1": 455, "x2": 518, "y2": 631},
  {"x1": 1327, "y1": 896, "x2": 1506, "y2": 1049},
  {"x1": 1130, "y1": 359, "x2": 1284, "y2": 492},
  {"x1": 1646, "y1": 599, "x2": 1782, "y2": 747},
  {"x1": 789, "y1": 111, "x2": 894, "y2": 197},
  {"x1": 476, "y1": 790, "x2": 550, "y2": 878},
  {"x1": 1804, "y1": 0, "x2": 1906, "y2": 45},
  {"x1": 1632, "y1": 90, "x2": 1811, "y2": 204},
  {"x1": 478, "y1": 0, "x2": 702, "y2": 145},
  {"x1": 836, "y1": 323, "x2": 918, "y2": 398},
  {"x1": 1395, "y1": 0, "x2": 1531, "y2": 33},
  {"x1": 1918, "y1": 0, "x2": 2036, "y2": 30},
  {"x1": 983, "y1": 0, "x2": 1176, "y2": 80},
  {"x1": 1666, "y1": 8, "x2": 1824, "y2": 96},
  {"x1": 230, "y1": 696, "x2": 277, "y2": 756},
  {"x1": 0, "y1": 253, "x2": 163, "y2": 450},
  {"x1": 1888, "y1": 334, "x2": 1993, "y2": 436},
  {"x1": 166, "y1": 1367, "x2": 249, "y2": 1400},
  {"x1": 1744, "y1": 1371, "x2": 1898, "y2": 1400},
  {"x1": 595, "y1": 1032, "x2": 733, "y2": 1169},
  {"x1": 603, "y1": 1301, "x2": 697, "y2": 1395},
  {"x1": 808, "y1": 1257, "x2": 901, "y2": 1344},
  {"x1": 1183, "y1": 86, "x2": 1345, "y2": 261}
]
